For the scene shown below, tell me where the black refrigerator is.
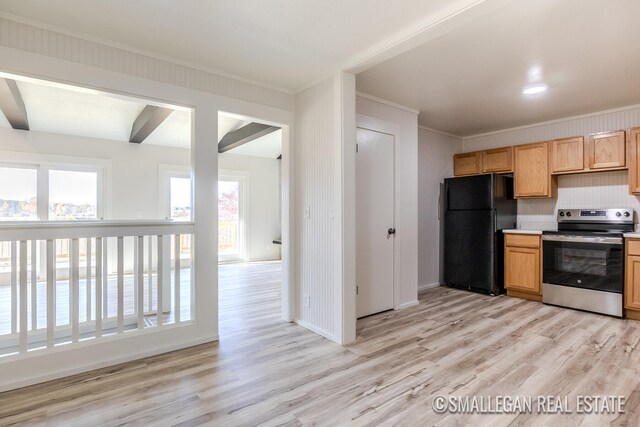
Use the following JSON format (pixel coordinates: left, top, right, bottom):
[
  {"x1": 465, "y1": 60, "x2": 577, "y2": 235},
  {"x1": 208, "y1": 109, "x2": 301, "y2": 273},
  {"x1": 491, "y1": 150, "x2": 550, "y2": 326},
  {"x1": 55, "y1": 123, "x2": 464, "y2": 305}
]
[{"x1": 443, "y1": 174, "x2": 517, "y2": 295}]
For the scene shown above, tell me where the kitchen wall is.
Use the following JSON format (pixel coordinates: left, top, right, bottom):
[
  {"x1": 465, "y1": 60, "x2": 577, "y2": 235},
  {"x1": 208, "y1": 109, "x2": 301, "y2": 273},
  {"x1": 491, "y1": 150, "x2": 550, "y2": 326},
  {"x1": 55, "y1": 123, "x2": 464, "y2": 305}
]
[
  {"x1": 218, "y1": 153, "x2": 282, "y2": 261},
  {"x1": 418, "y1": 127, "x2": 463, "y2": 288},
  {"x1": 464, "y1": 104, "x2": 640, "y2": 230}
]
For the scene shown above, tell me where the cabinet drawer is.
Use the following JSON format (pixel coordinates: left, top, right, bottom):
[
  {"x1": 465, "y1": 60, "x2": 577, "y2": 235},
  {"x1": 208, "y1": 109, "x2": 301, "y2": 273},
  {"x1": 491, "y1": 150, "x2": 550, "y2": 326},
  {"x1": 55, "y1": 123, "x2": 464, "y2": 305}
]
[
  {"x1": 628, "y1": 239, "x2": 640, "y2": 256},
  {"x1": 505, "y1": 234, "x2": 540, "y2": 248}
]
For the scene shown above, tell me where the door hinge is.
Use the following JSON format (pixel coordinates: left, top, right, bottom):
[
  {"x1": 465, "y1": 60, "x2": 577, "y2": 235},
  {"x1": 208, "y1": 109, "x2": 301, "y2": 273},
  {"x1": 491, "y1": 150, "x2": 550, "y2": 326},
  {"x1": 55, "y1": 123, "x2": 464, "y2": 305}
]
[
  {"x1": 356, "y1": 144, "x2": 359, "y2": 153},
  {"x1": 356, "y1": 286, "x2": 359, "y2": 295}
]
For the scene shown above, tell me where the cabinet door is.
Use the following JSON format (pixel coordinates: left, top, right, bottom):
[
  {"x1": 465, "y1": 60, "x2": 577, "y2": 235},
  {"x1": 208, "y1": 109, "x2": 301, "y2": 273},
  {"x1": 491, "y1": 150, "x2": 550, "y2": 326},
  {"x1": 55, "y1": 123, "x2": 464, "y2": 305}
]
[
  {"x1": 626, "y1": 254, "x2": 640, "y2": 310},
  {"x1": 514, "y1": 142, "x2": 551, "y2": 197},
  {"x1": 504, "y1": 246, "x2": 540, "y2": 293},
  {"x1": 588, "y1": 131, "x2": 626, "y2": 170},
  {"x1": 628, "y1": 128, "x2": 640, "y2": 194},
  {"x1": 454, "y1": 152, "x2": 481, "y2": 176},
  {"x1": 482, "y1": 147, "x2": 513, "y2": 173},
  {"x1": 551, "y1": 136, "x2": 584, "y2": 173}
]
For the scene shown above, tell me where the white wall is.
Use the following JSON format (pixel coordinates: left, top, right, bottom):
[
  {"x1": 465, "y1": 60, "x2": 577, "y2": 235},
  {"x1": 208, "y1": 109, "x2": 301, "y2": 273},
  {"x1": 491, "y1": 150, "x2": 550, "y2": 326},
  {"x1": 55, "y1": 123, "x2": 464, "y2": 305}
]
[
  {"x1": 356, "y1": 95, "x2": 419, "y2": 309},
  {"x1": 293, "y1": 72, "x2": 356, "y2": 345},
  {"x1": 463, "y1": 104, "x2": 640, "y2": 230},
  {"x1": 294, "y1": 77, "x2": 339, "y2": 341},
  {"x1": 218, "y1": 153, "x2": 281, "y2": 261},
  {"x1": 418, "y1": 128, "x2": 463, "y2": 288}
]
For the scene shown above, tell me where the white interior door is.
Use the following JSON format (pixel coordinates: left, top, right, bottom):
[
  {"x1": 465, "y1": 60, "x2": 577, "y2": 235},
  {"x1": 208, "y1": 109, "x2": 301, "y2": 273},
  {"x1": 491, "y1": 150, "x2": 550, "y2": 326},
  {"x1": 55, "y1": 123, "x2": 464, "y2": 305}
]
[{"x1": 356, "y1": 128, "x2": 394, "y2": 318}]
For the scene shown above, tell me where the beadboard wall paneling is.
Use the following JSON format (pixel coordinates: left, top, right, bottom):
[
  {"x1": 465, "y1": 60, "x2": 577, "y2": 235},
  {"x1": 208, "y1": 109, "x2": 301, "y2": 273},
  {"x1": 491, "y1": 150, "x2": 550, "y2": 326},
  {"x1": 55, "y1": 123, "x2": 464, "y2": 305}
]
[
  {"x1": 517, "y1": 171, "x2": 640, "y2": 230},
  {"x1": 463, "y1": 105, "x2": 640, "y2": 151},
  {"x1": 464, "y1": 105, "x2": 640, "y2": 230},
  {"x1": 294, "y1": 77, "x2": 337, "y2": 340},
  {"x1": 417, "y1": 128, "x2": 463, "y2": 287},
  {"x1": 356, "y1": 96, "x2": 419, "y2": 307},
  {"x1": 0, "y1": 17, "x2": 293, "y2": 111}
]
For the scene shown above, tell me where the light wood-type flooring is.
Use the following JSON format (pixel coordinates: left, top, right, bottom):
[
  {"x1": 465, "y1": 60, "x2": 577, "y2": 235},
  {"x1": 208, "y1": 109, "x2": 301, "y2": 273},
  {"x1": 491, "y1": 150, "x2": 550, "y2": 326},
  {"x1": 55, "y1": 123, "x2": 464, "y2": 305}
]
[{"x1": 1, "y1": 262, "x2": 640, "y2": 425}]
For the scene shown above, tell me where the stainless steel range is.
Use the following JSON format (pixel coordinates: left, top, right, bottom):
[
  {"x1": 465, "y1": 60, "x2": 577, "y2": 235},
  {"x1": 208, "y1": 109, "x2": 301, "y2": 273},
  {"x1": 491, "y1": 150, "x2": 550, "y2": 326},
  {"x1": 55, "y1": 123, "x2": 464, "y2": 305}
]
[{"x1": 542, "y1": 208, "x2": 634, "y2": 317}]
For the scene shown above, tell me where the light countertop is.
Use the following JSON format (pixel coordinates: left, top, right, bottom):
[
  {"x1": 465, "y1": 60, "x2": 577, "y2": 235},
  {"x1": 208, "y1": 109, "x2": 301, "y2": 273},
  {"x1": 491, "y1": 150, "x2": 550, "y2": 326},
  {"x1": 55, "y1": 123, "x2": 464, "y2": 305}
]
[
  {"x1": 502, "y1": 229, "x2": 543, "y2": 235},
  {"x1": 624, "y1": 232, "x2": 640, "y2": 238}
]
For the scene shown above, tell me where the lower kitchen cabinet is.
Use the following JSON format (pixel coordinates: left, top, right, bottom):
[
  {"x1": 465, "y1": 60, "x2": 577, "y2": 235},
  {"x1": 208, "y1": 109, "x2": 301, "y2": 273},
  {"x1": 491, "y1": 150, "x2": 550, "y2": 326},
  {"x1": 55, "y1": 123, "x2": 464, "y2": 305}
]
[
  {"x1": 625, "y1": 238, "x2": 640, "y2": 319},
  {"x1": 504, "y1": 233, "x2": 542, "y2": 301}
]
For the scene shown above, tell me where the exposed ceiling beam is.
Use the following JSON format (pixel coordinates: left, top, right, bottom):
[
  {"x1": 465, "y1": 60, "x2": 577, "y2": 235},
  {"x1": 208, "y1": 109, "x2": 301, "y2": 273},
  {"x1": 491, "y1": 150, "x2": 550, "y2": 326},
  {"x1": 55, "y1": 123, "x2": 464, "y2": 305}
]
[
  {"x1": 218, "y1": 122, "x2": 280, "y2": 153},
  {"x1": 129, "y1": 105, "x2": 173, "y2": 143},
  {"x1": 0, "y1": 78, "x2": 29, "y2": 130}
]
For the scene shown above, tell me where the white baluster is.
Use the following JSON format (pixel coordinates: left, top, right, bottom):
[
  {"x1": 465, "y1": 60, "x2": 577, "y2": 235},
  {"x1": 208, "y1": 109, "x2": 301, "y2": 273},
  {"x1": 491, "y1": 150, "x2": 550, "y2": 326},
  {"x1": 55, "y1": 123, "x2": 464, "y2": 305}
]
[
  {"x1": 174, "y1": 234, "x2": 181, "y2": 323},
  {"x1": 137, "y1": 236, "x2": 144, "y2": 330},
  {"x1": 11, "y1": 241, "x2": 17, "y2": 335},
  {"x1": 86, "y1": 238, "x2": 92, "y2": 321},
  {"x1": 19, "y1": 241, "x2": 28, "y2": 353},
  {"x1": 147, "y1": 235, "x2": 153, "y2": 313},
  {"x1": 30, "y1": 240, "x2": 37, "y2": 330},
  {"x1": 95, "y1": 237, "x2": 103, "y2": 338},
  {"x1": 103, "y1": 238, "x2": 108, "y2": 318},
  {"x1": 46, "y1": 239, "x2": 55, "y2": 348},
  {"x1": 71, "y1": 238, "x2": 79, "y2": 343},
  {"x1": 157, "y1": 235, "x2": 163, "y2": 327},
  {"x1": 117, "y1": 236, "x2": 124, "y2": 333}
]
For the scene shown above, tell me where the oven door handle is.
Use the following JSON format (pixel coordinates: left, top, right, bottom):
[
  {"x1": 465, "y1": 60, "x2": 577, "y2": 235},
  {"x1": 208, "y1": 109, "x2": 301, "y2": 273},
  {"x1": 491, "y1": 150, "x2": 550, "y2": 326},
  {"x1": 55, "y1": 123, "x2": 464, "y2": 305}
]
[{"x1": 542, "y1": 235, "x2": 623, "y2": 244}]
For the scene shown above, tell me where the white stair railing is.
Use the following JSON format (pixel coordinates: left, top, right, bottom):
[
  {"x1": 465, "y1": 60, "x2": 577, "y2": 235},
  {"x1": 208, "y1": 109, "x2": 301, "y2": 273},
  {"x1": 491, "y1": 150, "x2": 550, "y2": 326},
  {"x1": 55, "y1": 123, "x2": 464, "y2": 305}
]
[{"x1": 0, "y1": 220, "x2": 194, "y2": 357}]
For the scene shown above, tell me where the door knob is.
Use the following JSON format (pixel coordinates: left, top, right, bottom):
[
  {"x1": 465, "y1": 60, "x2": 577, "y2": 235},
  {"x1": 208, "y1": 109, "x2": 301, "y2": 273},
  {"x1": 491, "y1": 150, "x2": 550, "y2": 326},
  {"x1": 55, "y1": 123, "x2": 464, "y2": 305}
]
[{"x1": 388, "y1": 228, "x2": 396, "y2": 235}]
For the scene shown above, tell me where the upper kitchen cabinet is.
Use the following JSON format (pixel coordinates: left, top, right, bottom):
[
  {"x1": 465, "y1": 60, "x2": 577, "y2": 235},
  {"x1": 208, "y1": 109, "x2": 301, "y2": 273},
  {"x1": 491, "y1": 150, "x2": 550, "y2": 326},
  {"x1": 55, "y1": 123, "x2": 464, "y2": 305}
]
[
  {"x1": 514, "y1": 142, "x2": 556, "y2": 198},
  {"x1": 587, "y1": 130, "x2": 626, "y2": 170},
  {"x1": 550, "y1": 136, "x2": 584, "y2": 174},
  {"x1": 628, "y1": 127, "x2": 640, "y2": 194},
  {"x1": 481, "y1": 146, "x2": 513, "y2": 173},
  {"x1": 453, "y1": 151, "x2": 481, "y2": 176}
]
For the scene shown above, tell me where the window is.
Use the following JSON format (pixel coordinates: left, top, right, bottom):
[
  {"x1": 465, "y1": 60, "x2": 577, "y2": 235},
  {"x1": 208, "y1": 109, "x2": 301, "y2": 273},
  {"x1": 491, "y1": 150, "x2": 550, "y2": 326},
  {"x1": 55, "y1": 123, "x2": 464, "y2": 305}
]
[
  {"x1": 48, "y1": 170, "x2": 98, "y2": 220},
  {"x1": 170, "y1": 177, "x2": 192, "y2": 221},
  {"x1": 0, "y1": 166, "x2": 38, "y2": 221}
]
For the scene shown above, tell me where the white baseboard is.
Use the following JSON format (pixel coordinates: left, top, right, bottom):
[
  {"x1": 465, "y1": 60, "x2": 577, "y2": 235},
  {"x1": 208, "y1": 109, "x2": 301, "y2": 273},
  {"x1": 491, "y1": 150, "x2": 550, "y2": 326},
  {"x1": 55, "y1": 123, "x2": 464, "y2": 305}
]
[
  {"x1": 397, "y1": 300, "x2": 419, "y2": 310},
  {"x1": 419, "y1": 282, "x2": 441, "y2": 291},
  {"x1": 294, "y1": 318, "x2": 338, "y2": 344}
]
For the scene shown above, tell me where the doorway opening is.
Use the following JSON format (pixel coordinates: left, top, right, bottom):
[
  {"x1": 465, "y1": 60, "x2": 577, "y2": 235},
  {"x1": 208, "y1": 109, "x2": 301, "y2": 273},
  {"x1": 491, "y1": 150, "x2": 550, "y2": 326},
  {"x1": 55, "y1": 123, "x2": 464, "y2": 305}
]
[{"x1": 217, "y1": 111, "x2": 289, "y2": 337}]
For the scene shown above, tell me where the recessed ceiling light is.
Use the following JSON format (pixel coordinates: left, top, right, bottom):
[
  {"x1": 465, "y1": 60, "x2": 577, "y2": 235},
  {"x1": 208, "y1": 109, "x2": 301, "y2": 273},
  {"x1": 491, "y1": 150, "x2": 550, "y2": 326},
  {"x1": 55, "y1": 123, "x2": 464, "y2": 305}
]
[{"x1": 523, "y1": 84, "x2": 548, "y2": 95}]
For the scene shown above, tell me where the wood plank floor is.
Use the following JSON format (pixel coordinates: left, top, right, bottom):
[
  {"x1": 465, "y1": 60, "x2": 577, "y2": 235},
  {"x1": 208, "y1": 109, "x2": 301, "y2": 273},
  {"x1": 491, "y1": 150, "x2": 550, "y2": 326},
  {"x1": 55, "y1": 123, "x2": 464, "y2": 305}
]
[{"x1": 1, "y1": 263, "x2": 640, "y2": 425}]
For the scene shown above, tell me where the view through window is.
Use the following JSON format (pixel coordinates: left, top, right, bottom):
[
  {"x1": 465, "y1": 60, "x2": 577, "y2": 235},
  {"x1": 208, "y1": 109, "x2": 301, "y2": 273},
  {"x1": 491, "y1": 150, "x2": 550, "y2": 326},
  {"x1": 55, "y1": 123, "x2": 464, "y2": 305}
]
[
  {"x1": 170, "y1": 177, "x2": 192, "y2": 221},
  {"x1": 218, "y1": 180, "x2": 240, "y2": 258},
  {"x1": 48, "y1": 170, "x2": 98, "y2": 220},
  {"x1": 0, "y1": 166, "x2": 38, "y2": 221}
]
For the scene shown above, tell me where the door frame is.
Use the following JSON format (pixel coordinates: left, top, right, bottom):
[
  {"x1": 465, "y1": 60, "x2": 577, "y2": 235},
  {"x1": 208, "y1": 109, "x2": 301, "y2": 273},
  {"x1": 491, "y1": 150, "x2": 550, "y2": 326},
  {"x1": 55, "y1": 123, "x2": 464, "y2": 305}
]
[
  {"x1": 355, "y1": 114, "x2": 402, "y2": 311},
  {"x1": 217, "y1": 111, "x2": 294, "y2": 323},
  {"x1": 355, "y1": 126, "x2": 396, "y2": 318}
]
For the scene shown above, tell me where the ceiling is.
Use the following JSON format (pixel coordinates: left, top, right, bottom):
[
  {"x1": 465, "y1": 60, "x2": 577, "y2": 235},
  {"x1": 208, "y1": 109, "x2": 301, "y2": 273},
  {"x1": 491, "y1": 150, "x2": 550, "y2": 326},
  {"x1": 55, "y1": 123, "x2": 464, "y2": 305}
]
[
  {"x1": 0, "y1": 76, "x2": 281, "y2": 157},
  {"x1": 0, "y1": 0, "x2": 479, "y2": 92},
  {"x1": 356, "y1": 0, "x2": 640, "y2": 136},
  {"x1": 2, "y1": 1, "x2": 639, "y2": 136},
  {"x1": 0, "y1": 78, "x2": 192, "y2": 148}
]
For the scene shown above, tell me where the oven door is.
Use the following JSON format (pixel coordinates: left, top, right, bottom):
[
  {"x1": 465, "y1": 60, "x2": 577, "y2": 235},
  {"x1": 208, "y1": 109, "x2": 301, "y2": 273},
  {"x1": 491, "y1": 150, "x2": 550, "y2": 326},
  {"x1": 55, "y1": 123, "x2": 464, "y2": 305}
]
[{"x1": 542, "y1": 235, "x2": 623, "y2": 293}]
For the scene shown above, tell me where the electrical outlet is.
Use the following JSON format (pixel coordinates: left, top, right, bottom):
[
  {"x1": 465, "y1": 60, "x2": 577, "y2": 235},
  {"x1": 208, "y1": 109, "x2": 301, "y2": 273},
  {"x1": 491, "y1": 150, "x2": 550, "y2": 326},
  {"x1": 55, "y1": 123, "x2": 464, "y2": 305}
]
[
  {"x1": 303, "y1": 294, "x2": 310, "y2": 308},
  {"x1": 304, "y1": 205, "x2": 311, "y2": 219}
]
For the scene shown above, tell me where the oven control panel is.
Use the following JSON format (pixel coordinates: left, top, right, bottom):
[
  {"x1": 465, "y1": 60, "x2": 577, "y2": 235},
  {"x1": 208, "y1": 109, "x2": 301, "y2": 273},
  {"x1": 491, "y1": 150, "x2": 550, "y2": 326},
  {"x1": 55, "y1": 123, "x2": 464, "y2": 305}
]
[{"x1": 557, "y1": 208, "x2": 633, "y2": 223}]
